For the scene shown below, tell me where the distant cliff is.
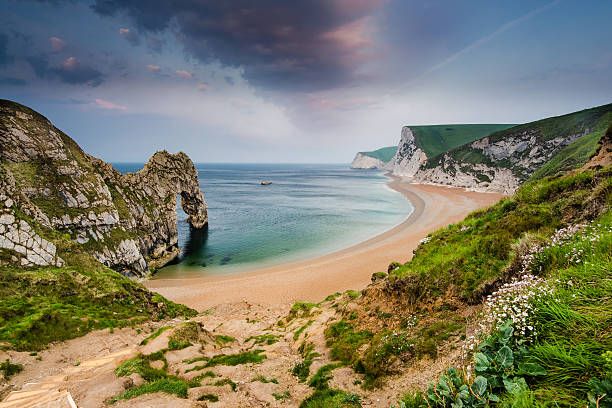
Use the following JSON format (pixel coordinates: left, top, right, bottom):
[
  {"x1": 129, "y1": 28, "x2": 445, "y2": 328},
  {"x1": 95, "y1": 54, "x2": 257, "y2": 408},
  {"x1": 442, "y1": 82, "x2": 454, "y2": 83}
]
[
  {"x1": 350, "y1": 146, "x2": 396, "y2": 169},
  {"x1": 350, "y1": 124, "x2": 512, "y2": 171},
  {"x1": 353, "y1": 106, "x2": 612, "y2": 194},
  {"x1": 0, "y1": 99, "x2": 207, "y2": 277},
  {"x1": 400, "y1": 104, "x2": 612, "y2": 194}
]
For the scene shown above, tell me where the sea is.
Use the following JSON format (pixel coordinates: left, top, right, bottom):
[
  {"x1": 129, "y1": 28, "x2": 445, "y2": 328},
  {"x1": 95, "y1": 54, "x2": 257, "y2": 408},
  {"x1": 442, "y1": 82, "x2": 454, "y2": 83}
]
[{"x1": 112, "y1": 163, "x2": 413, "y2": 278}]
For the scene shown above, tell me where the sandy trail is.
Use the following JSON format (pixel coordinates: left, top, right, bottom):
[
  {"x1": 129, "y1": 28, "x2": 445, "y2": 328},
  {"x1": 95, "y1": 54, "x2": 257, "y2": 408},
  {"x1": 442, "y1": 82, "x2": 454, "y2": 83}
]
[{"x1": 144, "y1": 178, "x2": 504, "y2": 311}]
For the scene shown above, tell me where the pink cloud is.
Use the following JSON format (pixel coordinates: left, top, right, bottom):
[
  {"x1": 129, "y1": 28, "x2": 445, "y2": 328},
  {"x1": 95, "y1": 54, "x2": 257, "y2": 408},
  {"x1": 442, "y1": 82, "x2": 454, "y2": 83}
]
[
  {"x1": 49, "y1": 36, "x2": 65, "y2": 51},
  {"x1": 176, "y1": 70, "x2": 193, "y2": 79},
  {"x1": 146, "y1": 64, "x2": 161, "y2": 72},
  {"x1": 197, "y1": 82, "x2": 209, "y2": 91},
  {"x1": 95, "y1": 98, "x2": 127, "y2": 111},
  {"x1": 62, "y1": 57, "x2": 78, "y2": 69},
  {"x1": 119, "y1": 28, "x2": 130, "y2": 35}
]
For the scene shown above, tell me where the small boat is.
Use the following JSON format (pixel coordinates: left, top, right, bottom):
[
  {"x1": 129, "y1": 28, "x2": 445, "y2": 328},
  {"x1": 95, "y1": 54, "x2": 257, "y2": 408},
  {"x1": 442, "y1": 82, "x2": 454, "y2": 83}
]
[{"x1": 260, "y1": 181, "x2": 272, "y2": 185}]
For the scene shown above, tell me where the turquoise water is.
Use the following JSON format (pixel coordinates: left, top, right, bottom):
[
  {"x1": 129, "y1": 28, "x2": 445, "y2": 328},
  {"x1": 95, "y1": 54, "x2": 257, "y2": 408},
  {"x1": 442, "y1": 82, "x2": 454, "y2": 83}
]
[{"x1": 113, "y1": 163, "x2": 413, "y2": 277}]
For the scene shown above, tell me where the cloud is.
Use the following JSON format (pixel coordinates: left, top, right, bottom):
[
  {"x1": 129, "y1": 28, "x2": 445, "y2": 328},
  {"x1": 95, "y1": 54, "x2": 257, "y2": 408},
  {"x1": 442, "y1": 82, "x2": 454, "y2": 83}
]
[
  {"x1": 146, "y1": 64, "x2": 160, "y2": 72},
  {"x1": 91, "y1": 0, "x2": 387, "y2": 91},
  {"x1": 0, "y1": 33, "x2": 13, "y2": 66},
  {"x1": 197, "y1": 82, "x2": 208, "y2": 91},
  {"x1": 146, "y1": 36, "x2": 163, "y2": 53},
  {"x1": 49, "y1": 36, "x2": 65, "y2": 51},
  {"x1": 119, "y1": 27, "x2": 140, "y2": 45},
  {"x1": 94, "y1": 98, "x2": 127, "y2": 111},
  {"x1": 26, "y1": 55, "x2": 104, "y2": 86},
  {"x1": 0, "y1": 77, "x2": 26, "y2": 86},
  {"x1": 55, "y1": 56, "x2": 103, "y2": 85},
  {"x1": 176, "y1": 69, "x2": 192, "y2": 79}
]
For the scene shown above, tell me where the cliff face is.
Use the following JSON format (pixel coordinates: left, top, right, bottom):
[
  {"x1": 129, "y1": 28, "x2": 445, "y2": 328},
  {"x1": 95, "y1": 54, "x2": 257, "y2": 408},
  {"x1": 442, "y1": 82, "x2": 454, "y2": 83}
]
[
  {"x1": 349, "y1": 153, "x2": 388, "y2": 169},
  {"x1": 0, "y1": 100, "x2": 207, "y2": 277},
  {"x1": 388, "y1": 104, "x2": 612, "y2": 194},
  {"x1": 388, "y1": 127, "x2": 428, "y2": 177}
]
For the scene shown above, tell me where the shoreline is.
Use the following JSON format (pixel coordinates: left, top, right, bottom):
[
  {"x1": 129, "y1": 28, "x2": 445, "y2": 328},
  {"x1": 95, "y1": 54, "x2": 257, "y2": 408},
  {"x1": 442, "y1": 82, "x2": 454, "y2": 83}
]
[{"x1": 144, "y1": 178, "x2": 504, "y2": 311}]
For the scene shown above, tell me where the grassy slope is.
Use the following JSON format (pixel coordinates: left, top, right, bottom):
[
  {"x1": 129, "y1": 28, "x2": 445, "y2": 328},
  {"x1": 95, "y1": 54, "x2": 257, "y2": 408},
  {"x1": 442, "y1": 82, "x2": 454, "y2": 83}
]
[
  {"x1": 390, "y1": 166, "x2": 611, "y2": 302},
  {"x1": 0, "y1": 180, "x2": 195, "y2": 352},
  {"x1": 410, "y1": 124, "x2": 515, "y2": 158},
  {"x1": 424, "y1": 103, "x2": 612, "y2": 171},
  {"x1": 530, "y1": 114, "x2": 612, "y2": 180},
  {"x1": 322, "y1": 161, "x2": 611, "y2": 406},
  {"x1": 398, "y1": 181, "x2": 612, "y2": 407},
  {"x1": 359, "y1": 146, "x2": 397, "y2": 163}
]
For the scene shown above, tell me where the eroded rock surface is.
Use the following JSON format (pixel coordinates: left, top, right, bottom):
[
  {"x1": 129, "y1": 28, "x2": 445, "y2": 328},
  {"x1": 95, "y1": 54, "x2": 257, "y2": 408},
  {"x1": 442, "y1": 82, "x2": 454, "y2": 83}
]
[
  {"x1": 0, "y1": 99, "x2": 207, "y2": 277},
  {"x1": 349, "y1": 153, "x2": 389, "y2": 170},
  {"x1": 387, "y1": 104, "x2": 612, "y2": 194}
]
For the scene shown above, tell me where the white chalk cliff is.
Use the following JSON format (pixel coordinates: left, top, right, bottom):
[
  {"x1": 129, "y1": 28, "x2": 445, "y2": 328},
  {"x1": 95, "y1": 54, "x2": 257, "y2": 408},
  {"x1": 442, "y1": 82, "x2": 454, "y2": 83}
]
[{"x1": 350, "y1": 153, "x2": 388, "y2": 169}]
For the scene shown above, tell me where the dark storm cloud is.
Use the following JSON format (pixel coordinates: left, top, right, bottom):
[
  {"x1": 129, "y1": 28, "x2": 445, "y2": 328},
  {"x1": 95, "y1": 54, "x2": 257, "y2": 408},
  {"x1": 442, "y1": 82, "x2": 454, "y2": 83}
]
[
  {"x1": 119, "y1": 28, "x2": 140, "y2": 46},
  {"x1": 0, "y1": 77, "x2": 26, "y2": 86},
  {"x1": 26, "y1": 55, "x2": 104, "y2": 86},
  {"x1": 91, "y1": 0, "x2": 386, "y2": 90},
  {"x1": 0, "y1": 33, "x2": 13, "y2": 66}
]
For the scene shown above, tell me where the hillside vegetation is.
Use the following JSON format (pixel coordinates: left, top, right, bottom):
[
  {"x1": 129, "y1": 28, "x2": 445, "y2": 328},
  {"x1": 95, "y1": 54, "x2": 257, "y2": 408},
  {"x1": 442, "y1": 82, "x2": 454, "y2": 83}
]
[
  {"x1": 410, "y1": 124, "x2": 515, "y2": 158},
  {"x1": 0, "y1": 173, "x2": 195, "y2": 351},
  {"x1": 425, "y1": 104, "x2": 612, "y2": 178},
  {"x1": 323, "y1": 141, "x2": 611, "y2": 406},
  {"x1": 530, "y1": 113, "x2": 612, "y2": 180},
  {"x1": 359, "y1": 146, "x2": 397, "y2": 163}
]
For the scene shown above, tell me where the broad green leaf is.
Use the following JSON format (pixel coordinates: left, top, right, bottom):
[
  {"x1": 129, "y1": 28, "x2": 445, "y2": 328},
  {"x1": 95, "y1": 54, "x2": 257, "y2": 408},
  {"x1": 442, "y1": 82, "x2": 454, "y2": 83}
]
[
  {"x1": 473, "y1": 376, "x2": 488, "y2": 396},
  {"x1": 438, "y1": 377, "x2": 450, "y2": 393},
  {"x1": 518, "y1": 362, "x2": 547, "y2": 376},
  {"x1": 474, "y1": 352, "x2": 490, "y2": 371},
  {"x1": 496, "y1": 346, "x2": 514, "y2": 369},
  {"x1": 451, "y1": 399, "x2": 464, "y2": 408},
  {"x1": 499, "y1": 323, "x2": 513, "y2": 341},
  {"x1": 503, "y1": 377, "x2": 528, "y2": 395},
  {"x1": 489, "y1": 394, "x2": 500, "y2": 402}
]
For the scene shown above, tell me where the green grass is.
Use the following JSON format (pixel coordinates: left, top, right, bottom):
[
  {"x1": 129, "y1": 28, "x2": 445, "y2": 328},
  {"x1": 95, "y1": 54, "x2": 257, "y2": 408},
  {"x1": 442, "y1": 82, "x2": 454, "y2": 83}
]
[
  {"x1": 308, "y1": 362, "x2": 345, "y2": 390},
  {"x1": 288, "y1": 302, "x2": 319, "y2": 320},
  {"x1": 185, "y1": 350, "x2": 267, "y2": 371},
  {"x1": 251, "y1": 374, "x2": 278, "y2": 384},
  {"x1": 140, "y1": 326, "x2": 171, "y2": 346},
  {"x1": 197, "y1": 393, "x2": 219, "y2": 402},
  {"x1": 273, "y1": 391, "x2": 292, "y2": 401},
  {"x1": 410, "y1": 124, "x2": 515, "y2": 158},
  {"x1": 392, "y1": 165, "x2": 612, "y2": 407},
  {"x1": 294, "y1": 320, "x2": 314, "y2": 341},
  {"x1": 111, "y1": 378, "x2": 191, "y2": 403},
  {"x1": 389, "y1": 165, "x2": 612, "y2": 302},
  {"x1": 215, "y1": 334, "x2": 236, "y2": 346},
  {"x1": 0, "y1": 359, "x2": 23, "y2": 379},
  {"x1": 0, "y1": 264, "x2": 194, "y2": 351},
  {"x1": 359, "y1": 146, "x2": 397, "y2": 163},
  {"x1": 245, "y1": 333, "x2": 279, "y2": 345},
  {"x1": 293, "y1": 342, "x2": 322, "y2": 382},
  {"x1": 423, "y1": 103, "x2": 612, "y2": 181},
  {"x1": 299, "y1": 389, "x2": 362, "y2": 408},
  {"x1": 213, "y1": 377, "x2": 237, "y2": 391},
  {"x1": 520, "y1": 217, "x2": 612, "y2": 406},
  {"x1": 531, "y1": 115, "x2": 612, "y2": 180},
  {"x1": 112, "y1": 352, "x2": 201, "y2": 403},
  {"x1": 325, "y1": 321, "x2": 373, "y2": 365}
]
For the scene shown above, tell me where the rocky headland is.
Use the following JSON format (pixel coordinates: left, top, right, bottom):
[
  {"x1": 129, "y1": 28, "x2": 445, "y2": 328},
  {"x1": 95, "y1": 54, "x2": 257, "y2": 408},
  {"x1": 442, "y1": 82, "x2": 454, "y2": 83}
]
[
  {"x1": 0, "y1": 99, "x2": 207, "y2": 277},
  {"x1": 352, "y1": 104, "x2": 612, "y2": 194},
  {"x1": 349, "y1": 152, "x2": 390, "y2": 170}
]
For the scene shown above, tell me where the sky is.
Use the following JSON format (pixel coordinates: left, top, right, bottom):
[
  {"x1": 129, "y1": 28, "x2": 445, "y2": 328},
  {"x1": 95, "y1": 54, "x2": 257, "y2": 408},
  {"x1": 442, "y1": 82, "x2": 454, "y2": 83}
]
[{"x1": 1, "y1": 0, "x2": 611, "y2": 163}]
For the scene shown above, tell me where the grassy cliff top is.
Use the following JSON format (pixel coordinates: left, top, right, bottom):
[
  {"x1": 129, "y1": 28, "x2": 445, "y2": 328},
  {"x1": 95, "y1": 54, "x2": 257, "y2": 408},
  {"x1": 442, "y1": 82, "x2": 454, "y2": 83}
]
[
  {"x1": 409, "y1": 124, "x2": 515, "y2": 158},
  {"x1": 358, "y1": 146, "x2": 397, "y2": 163}
]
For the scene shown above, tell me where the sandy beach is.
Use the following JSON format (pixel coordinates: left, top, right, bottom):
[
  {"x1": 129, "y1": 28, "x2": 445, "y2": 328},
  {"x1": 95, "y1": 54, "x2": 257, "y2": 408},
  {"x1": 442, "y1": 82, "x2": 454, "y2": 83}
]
[{"x1": 144, "y1": 177, "x2": 504, "y2": 311}]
